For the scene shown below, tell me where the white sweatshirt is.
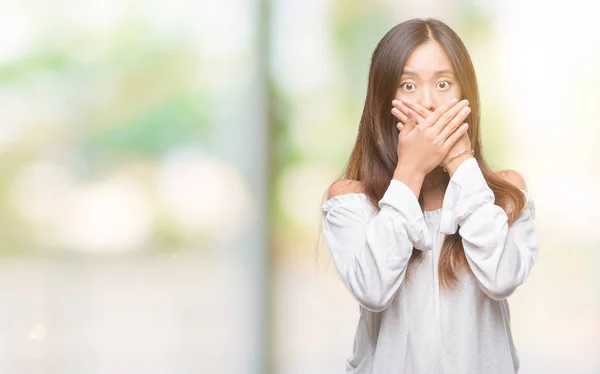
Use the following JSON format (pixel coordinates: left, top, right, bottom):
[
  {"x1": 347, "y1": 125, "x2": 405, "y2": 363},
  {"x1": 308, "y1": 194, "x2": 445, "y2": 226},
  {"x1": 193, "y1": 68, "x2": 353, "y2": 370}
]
[{"x1": 321, "y1": 157, "x2": 539, "y2": 374}]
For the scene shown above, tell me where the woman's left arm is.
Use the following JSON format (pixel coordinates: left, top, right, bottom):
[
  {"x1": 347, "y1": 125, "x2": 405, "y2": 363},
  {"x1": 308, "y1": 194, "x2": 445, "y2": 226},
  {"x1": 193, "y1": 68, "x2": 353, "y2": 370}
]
[{"x1": 439, "y1": 157, "x2": 540, "y2": 301}]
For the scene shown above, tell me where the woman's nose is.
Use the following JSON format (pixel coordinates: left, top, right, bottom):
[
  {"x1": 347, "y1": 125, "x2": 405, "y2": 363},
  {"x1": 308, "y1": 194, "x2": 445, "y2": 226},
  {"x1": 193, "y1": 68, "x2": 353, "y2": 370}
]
[{"x1": 418, "y1": 88, "x2": 435, "y2": 112}]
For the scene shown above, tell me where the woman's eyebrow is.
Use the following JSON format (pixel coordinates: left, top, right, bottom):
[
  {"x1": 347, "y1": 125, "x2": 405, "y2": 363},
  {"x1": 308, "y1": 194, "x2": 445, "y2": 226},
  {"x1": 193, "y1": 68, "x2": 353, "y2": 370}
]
[{"x1": 401, "y1": 69, "x2": 455, "y2": 77}]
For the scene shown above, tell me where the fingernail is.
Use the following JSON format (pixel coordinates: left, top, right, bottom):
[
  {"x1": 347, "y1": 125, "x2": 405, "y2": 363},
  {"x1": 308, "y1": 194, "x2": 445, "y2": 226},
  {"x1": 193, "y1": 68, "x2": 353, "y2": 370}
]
[
  {"x1": 391, "y1": 108, "x2": 399, "y2": 114},
  {"x1": 392, "y1": 100, "x2": 400, "y2": 106},
  {"x1": 401, "y1": 98, "x2": 409, "y2": 103}
]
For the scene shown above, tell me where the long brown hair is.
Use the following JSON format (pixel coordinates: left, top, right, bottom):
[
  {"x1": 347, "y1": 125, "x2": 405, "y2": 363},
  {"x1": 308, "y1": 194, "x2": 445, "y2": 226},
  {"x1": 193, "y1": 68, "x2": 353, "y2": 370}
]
[{"x1": 338, "y1": 18, "x2": 526, "y2": 289}]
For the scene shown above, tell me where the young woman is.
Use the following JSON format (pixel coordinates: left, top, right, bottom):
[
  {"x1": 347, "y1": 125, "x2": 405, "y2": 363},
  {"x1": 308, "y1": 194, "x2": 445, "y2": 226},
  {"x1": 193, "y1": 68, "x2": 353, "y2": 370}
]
[{"x1": 321, "y1": 18, "x2": 540, "y2": 373}]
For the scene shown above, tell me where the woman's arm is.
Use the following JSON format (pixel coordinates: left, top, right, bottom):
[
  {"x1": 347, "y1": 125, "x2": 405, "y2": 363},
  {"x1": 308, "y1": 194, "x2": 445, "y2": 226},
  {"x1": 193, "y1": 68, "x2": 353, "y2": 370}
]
[
  {"x1": 439, "y1": 158, "x2": 540, "y2": 300},
  {"x1": 322, "y1": 179, "x2": 433, "y2": 312}
]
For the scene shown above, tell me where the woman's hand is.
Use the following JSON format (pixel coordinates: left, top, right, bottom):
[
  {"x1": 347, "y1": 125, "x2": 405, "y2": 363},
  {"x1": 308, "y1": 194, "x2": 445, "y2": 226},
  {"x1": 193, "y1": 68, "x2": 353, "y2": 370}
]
[
  {"x1": 392, "y1": 98, "x2": 472, "y2": 169},
  {"x1": 392, "y1": 98, "x2": 471, "y2": 177}
]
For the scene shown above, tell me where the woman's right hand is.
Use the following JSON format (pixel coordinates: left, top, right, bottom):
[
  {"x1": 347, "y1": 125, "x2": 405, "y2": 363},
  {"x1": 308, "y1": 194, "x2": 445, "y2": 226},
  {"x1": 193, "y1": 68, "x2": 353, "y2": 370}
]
[{"x1": 393, "y1": 98, "x2": 471, "y2": 176}]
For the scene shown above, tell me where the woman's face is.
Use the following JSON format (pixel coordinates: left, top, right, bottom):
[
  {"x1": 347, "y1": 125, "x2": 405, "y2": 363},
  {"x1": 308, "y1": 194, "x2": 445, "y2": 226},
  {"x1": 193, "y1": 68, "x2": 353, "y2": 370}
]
[{"x1": 394, "y1": 40, "x2": 461, "y2": 113}]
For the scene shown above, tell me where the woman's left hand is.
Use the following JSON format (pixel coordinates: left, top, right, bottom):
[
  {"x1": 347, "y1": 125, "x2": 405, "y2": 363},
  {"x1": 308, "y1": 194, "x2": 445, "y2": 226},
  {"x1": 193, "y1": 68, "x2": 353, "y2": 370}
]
[{"x1": 392, "y1": 98, "x2": 472, "y2": 168}]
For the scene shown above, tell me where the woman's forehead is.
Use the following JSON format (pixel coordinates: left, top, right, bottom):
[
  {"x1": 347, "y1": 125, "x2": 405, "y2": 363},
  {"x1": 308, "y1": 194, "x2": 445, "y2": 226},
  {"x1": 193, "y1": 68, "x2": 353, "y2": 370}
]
[{"x1": 402, "y1": 42, "x2": 454, "y2": 77}]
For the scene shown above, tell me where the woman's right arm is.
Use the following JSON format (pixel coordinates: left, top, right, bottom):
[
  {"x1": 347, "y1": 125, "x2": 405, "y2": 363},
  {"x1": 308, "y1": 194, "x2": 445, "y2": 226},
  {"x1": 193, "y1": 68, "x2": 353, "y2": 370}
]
[{"x1": 322, "y1": 178, "x2": 432, "y2": 312}]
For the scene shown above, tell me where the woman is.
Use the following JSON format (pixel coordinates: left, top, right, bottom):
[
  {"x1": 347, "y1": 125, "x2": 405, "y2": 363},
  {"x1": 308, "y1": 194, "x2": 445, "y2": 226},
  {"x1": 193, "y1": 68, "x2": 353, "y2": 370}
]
[{"x1": 321, "y1": 18, "x2": 539, "y2": 373}]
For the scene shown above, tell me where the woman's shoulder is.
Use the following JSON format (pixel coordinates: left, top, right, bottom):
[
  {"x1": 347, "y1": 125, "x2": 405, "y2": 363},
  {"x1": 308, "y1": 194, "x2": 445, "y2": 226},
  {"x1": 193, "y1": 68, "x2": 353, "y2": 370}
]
[
  {"x1": 322, "y1": 179, "x2": 372, "y2": 214},
  {"x1": 495, "y1": 169, "x2": 527, "y2": 191},
  {"x1": 326, "y1": 179, "x2": 366, "y2": 200},
  {"x1": 493, "y1": 169, "x2": 537, "y2": 219}
]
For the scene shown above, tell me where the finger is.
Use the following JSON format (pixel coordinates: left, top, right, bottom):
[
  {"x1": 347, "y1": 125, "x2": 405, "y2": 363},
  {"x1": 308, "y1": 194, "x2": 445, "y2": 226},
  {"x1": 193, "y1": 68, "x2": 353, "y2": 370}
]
[
  {"x1": 391, "y1": 107, "x2": 409, "y2": 124},
  {"x1": 392, "y1": 102, "x2": 426, "y2": 124},
  {"x1": 402, "y1": 109, "x2": 418, "y2": 135},
  {"x1": 396, "y1": 122, "x2": 404, "y2": 132},
  {"x1": 430, "y1": 99, "x2": 469, "y2": 132},
  {"x1": 397, "y1": 98, "x2": 432, "y2": 120},
  {"x1": 437, "y1": 105, "x2": 471, "y2": 141},
  {"x1": 420, "y1": 97, "x2": 460, "y2": 129},
  {"x1": 443, "y1": 123, "x2": 469, "y2": 149}
]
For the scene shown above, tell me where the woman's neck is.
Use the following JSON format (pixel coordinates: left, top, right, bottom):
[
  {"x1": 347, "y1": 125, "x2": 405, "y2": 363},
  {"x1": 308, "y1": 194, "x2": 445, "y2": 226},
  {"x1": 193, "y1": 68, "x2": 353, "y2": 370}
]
[
  {"x1": 422, "y1": 166, "x2": 448, "y2": 191},
  {"x1": 420, "y1": 167, "x2": 449, "y2": 210}
]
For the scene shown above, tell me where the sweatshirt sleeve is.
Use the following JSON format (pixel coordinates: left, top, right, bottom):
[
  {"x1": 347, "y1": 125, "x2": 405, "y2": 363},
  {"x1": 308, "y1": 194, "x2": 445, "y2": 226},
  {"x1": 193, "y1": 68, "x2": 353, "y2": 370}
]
[
  {"x1": 321, "y1": 180, "x2": 433, "y2": 312},
  {"x1": 439, "y1": 158, "x2": 540, "y2": 301}
]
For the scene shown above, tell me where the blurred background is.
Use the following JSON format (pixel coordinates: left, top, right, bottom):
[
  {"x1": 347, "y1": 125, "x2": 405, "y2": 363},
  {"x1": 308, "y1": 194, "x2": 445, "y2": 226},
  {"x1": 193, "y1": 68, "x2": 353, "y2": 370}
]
[{"x1": 0, "y1": 0, "x2": 598, "y2": 373}]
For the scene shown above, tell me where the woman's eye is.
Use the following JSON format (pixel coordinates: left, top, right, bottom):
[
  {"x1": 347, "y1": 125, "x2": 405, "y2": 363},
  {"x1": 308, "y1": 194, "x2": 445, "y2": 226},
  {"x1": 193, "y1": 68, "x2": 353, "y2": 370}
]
[
  {"x1": 401, "y1": 82, "x2": 416, "y2": 91},
  {"x1": 437, "y1": 80, "x2": 451, "y2": 89}
]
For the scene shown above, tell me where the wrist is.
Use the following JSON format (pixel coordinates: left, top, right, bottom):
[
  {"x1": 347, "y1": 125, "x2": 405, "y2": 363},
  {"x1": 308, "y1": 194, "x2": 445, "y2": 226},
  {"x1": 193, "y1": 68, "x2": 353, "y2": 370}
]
[
  {"x1": 445, "y1": 154, "x2": 474, "y2": 177},
  {"x1": 393, "y1": 166, "x2": 425, "y2": 198}
]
